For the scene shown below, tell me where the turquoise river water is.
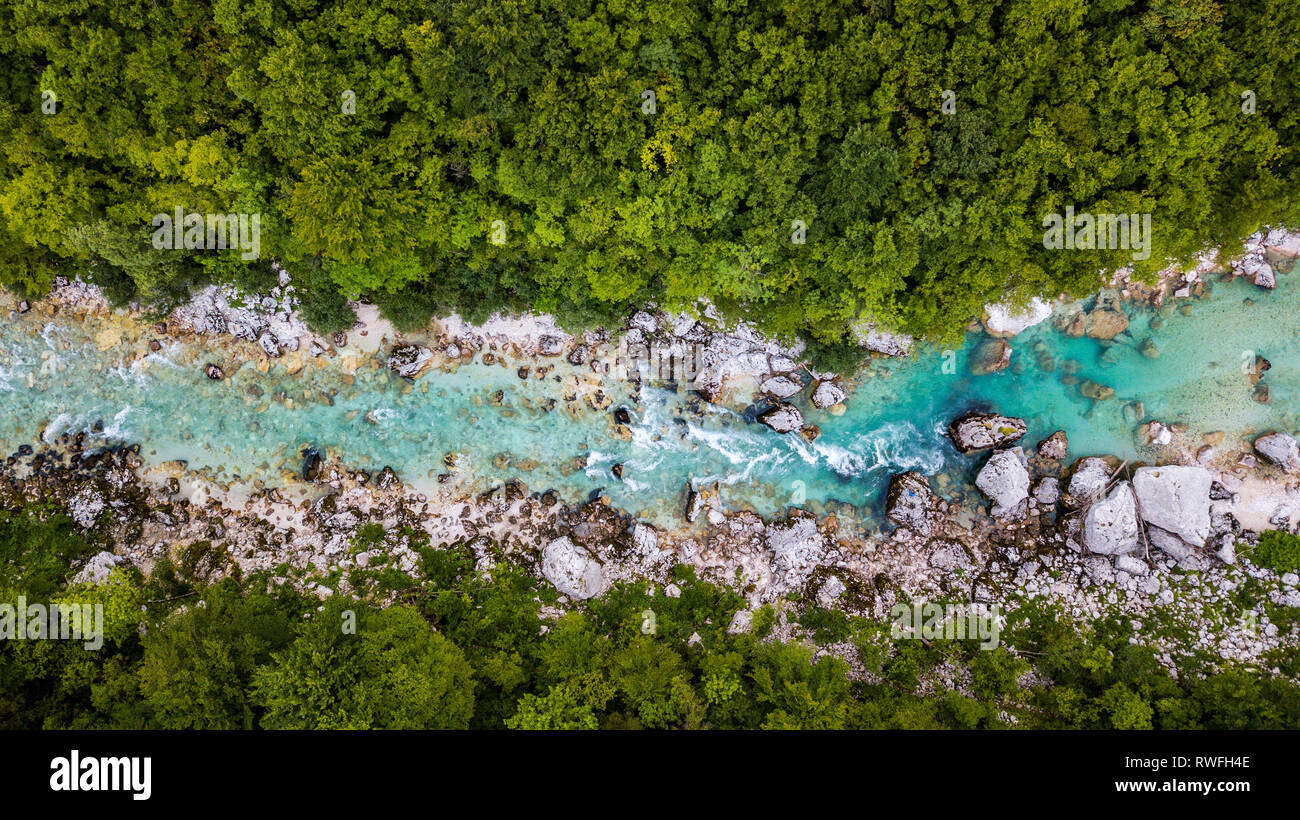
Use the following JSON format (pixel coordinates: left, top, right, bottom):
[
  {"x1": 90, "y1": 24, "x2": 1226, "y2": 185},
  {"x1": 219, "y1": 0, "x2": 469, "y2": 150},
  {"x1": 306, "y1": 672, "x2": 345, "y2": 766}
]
[{"x1": 2, "y1": 275, "x2": 1299, "y2": 530}]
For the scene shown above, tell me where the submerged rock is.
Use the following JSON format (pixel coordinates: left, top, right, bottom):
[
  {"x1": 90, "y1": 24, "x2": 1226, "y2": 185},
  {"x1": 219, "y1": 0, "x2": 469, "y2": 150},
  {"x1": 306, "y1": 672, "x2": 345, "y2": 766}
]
[
  {"x1": 885, "y1": 472, "x2": 935, "y2": 536},
  {"x1": 975, "y1": 448, "x2": 1030, "y2": 518},
  {"x1": 541, "y1": 537, "x2": 606, "y2": 599},
  {"x1": 1078, "y1": 379, "x2": 1115, "y2": 400},
  {"x1": 1254, "y1": 432, "x2": 1300, "y2": 473},
  {"x1": 204, "y1": 363, "x2": 225, "y2": 380},
  {"x1": 1085, "y1": 308, "x2": 1129, "y2": 340},
  {"x1": 758, "y1": 403, "x2": 804, "y2": 434},
  {"x1": 1083, "y1": 481, "x2": 1140, "y2": 555},
  {"x1": 969, "y1": 337, "x2": 1012, "y2": 375},
  {"x1": 1132, "y1": 465, "x2": 1212, "y2": 546},
  {"x1": 949, "y1": 412, "x2": 1027, "y2": 452}
]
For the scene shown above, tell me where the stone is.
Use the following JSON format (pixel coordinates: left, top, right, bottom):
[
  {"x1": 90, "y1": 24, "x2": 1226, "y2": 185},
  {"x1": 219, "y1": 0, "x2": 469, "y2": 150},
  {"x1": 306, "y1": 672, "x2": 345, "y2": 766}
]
[
  {"x1": 949, "y1": 412, "x2": 1028, "y2": 452},
  {"x1": 1132, "y1": 465, "x2": 1212, "y2": 546},
  {"x1": 1037, "y1": 431, "x2": 1068, "y2": 460},
  {"x1": 1115, "y1": 554, "x2": 1149, "y2": 576},
  {"x1": 1066, "y1": 458, "x2": 1112, "y2": 506},
  {"x1": 810, "y1": 379, "x2": 847, "y2": 409},
  {"x1": 975, "y1": 448, "x2": 1030, "y2": 517},
  {"x1": 387, "y1": 344, "x2": 434, "y2": 379},
  {"x1": 257, "y1": 331, "x2": 281, "y2": 358},
  {"x1": 1138, "y1": 338, "x2": 1160, "y2": 358},
  {"x1": 969, "y1": 337, "x2": 1012, "y2": 375},
  {"x1": 983, "y1": 297, "x2": 1054, "y2": 338},
  {"x1": 1243, "y1": 255, "x2": 1276, "y2": 289},
  {"x1": 537, "y1": 335, "x2": 564, "y2": 356},
  {"x1": 1254, "y1": 432, "x2": 1300, "y2": 473},
  {"x1": 1032, "y1": 476, "x2": 1060, "y2": 506},
  {"x1": 73, "y1": 551, "x2": 122, "y2": 585},
  {"x1": 629, "y1": 311, "x2": 658, "y2": 335},
  {"x1": 1085, "y1": 308, "x2": 1129, "y2": 340},
  {"x1": 816, "y1": 576, "x2": 846, "y2": 608},
  {"x1": 1214, "y1": 535, "x2": 1236, "y2": 565},
  {"x1": 757, "y1": 403, "x2": 804, "y2": 434},
  {"x1": 855, "y1": 321, "x2": 913, "y2": 357},
  {"x1": 204, "y1": 363, "x2": 225, "y2": 380},
  {"x1": 761, "y1": 375, "x2": 803, "y2": 399},
  {"x1": 885, "y1": 472, "x2": 934, "y2": 536},
  {"x1": 301, "y1": 449, "x2": 323, "y2": 481},
  {"x1": 1146, "y1": 525, "x2": 1192, "y2": 561},
  {"x1": 766, "y1": 516, "x2": 826, "y2": 580},
  {"x1": 1078, "y1": 379, "x2": 1115, "y2": 400},
  {"x1": 684, "y1": 483, "x2": 710, "y2": 523},
  {"x1": 541, "y1": 537, "x2": 606, "y2": 599},
  {"x1": 1083, "y1": 481, "x2": 1140, "y2": 555},
  {"x1": 374, "y1": 466, "x2": 399, "y2": 490}
]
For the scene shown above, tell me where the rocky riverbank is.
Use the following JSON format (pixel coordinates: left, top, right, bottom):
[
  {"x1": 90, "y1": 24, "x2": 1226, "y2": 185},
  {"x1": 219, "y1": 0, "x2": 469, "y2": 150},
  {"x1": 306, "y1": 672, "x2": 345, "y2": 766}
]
[{"x1": 3, "y1": 227, "x2": 1300, "y2": 672}]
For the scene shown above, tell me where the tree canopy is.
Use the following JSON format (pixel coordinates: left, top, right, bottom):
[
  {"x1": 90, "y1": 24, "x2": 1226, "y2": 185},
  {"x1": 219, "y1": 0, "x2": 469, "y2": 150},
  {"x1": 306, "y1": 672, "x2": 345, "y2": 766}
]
[{"x1": 1, "y1": 0, "x2": 1295, "y2": 346}]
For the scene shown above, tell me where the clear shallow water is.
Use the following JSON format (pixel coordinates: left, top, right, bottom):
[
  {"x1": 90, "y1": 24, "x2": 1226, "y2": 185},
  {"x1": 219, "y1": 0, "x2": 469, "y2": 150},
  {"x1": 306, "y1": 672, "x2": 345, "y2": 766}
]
[{"x1": 2, "y1": 275, "x2": 1298, "y2": 530}]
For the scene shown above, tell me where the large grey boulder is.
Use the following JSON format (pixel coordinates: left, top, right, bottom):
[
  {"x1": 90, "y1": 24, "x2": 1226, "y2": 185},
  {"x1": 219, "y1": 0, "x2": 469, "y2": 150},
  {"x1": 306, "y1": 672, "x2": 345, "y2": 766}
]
[
  {"x1": 810, "y1": 379, "x2": 847, "y2": 409},
  {"x1": 1132, "y1": 465, "x2": 1212, "y2": 546},
  {"x1": 541, "y1": 537, "x2": 606, "y2": 599},
  {"x1": 1066, "y1": 457, "x2": 1111, "y2": 506},
  {"x1": 1254, "y1": 432, "x2": 1300, "y2": 473},
  {"x1": 976, "y1": 448, "x2": 1030, "y2": 517},
  {"x1": 758, "y1": 403, "x2": 804, "y2": 434},
  {"x1": 1083, "y1": 481, "x2": 1140, "y2": 555},
  {"x1": 855, "y1": 321, "x2": 913, "y2": 357},
  {"x1": 949, "y1": 412, "x2": 1028, "y2": 452},
  {"x1": 761, "y1": 375, "x2": 803, "y2": 399},
  {"x1": 886, "y1": 472, "x2": 935, "y2": 536}
]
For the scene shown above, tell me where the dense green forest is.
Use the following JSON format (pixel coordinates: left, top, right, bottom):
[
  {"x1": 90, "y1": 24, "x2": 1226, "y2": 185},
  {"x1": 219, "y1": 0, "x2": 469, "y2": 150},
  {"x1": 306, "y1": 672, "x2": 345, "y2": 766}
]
[
  {"x1": 2, "y1": 0, "x2": 1297, "y2": 350},
  {"x1": 3, "y1": 507, "x2": 1299, "y2": 729}
]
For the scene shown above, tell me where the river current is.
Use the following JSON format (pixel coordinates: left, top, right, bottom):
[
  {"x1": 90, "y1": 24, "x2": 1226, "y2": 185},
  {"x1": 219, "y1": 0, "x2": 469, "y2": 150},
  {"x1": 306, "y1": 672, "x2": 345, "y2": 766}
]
[{"x1": 2, "y1": 275, "x2": 1298, "y2": 530}]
